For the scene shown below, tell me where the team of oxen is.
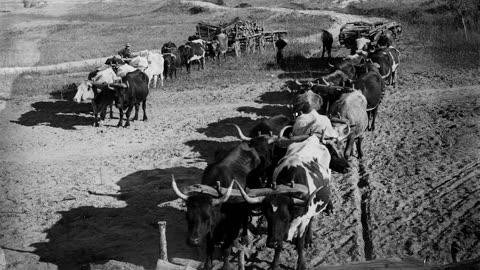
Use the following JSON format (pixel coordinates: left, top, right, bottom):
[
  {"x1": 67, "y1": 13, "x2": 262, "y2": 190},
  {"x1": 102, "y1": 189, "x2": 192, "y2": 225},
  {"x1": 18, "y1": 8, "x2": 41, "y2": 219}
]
[
  {"x1": 73, "y1": 34, "x2": 226, "y2": 127},
  {"x1": 72, "y1": 27, "x2": 400, "y2": 269},
  {"x1": 170, "y1": 31, "x2": 400, "y2": 270}
]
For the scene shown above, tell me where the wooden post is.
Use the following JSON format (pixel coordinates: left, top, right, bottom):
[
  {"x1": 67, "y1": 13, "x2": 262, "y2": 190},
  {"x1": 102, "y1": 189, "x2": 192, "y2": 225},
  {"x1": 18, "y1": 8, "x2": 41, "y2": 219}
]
[{"x1": 158, "y1": 221, "x2": 168, "y2": 261}]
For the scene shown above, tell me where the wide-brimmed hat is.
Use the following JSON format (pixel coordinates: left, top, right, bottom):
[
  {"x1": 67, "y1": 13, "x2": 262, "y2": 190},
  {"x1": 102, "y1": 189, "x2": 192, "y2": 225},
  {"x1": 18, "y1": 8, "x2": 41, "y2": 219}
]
[{"x1": 125, "y1": 43, "x2": 131, "y2": 47}]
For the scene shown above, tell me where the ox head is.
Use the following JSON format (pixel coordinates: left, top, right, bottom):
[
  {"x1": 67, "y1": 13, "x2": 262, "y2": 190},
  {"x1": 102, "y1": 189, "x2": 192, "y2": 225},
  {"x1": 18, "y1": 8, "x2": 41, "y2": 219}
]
[
  {"x1": 323, "y1": 116, "x2": 352, "y2": 173},
  {"x1": 73, "y1": 81, "x2": 95, "y2": 103},
  {"x1": 293, "y1": 90, "x2": 322, "y2": 118},
  {"x1": 236, "y1": 181, "x2": 325, "y2": 248},
  {"x1": 172, "y1": 175, "x2": 234, "y2": 246}
]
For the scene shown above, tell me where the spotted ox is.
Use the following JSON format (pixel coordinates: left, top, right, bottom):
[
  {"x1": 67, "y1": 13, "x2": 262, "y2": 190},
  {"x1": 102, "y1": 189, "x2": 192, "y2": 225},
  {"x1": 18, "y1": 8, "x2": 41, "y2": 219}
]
[
  {"x1": 369, "y1": 46, "x2": 400, "y2": 88},
  {"x1": 237, "y1": 135, "x2": 333, "y2": 270},
  {"x1": 385, "y1": 46, "x2": 400, "y2": 87},
  {"x1": 161, "y1": 41, "x2": 177, "y2": 54},
  {"x1": 172, "y1": 126, "x2": 287, "y2": 270},
  {"x1": 180, "y1": 41, "x2": 205, "y2": 72},
  {"x1": 73, "y1": 67, "x2": 119, "y2": 126}
]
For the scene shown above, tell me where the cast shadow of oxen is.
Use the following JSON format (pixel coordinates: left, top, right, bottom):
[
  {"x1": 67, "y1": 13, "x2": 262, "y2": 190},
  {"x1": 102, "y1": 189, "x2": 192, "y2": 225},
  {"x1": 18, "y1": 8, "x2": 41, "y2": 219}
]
[
  {"x1": 31, "y1": 167, "x2": 204, "y2": 270},
  {"x1": 11, "y1": 84, "x2": 95, "y2": 130}
]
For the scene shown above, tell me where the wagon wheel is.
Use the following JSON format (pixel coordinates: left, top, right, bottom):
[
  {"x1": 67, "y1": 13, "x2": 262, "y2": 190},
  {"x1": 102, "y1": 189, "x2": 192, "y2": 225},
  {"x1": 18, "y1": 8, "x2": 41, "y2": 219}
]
[{"x1": 234, "y1": 40, "x2": 241, "y2": 57}]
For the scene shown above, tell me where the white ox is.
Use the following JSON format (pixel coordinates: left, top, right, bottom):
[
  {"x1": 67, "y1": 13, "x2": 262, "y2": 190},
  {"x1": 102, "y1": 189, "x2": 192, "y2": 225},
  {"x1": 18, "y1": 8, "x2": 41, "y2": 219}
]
[{"x1": 137, "y1": 50, "x2": 165, "y2": 88}]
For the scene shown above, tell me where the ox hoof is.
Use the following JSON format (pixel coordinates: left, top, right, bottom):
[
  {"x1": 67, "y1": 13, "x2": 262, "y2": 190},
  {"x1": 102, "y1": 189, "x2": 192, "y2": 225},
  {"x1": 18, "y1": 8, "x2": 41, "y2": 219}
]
[
  {"x1": 94, "y1": 122, "x2": 100, "y2": 127},
  {"x1": 143, "y1": 117, "x2": 148, "y2": 122}
]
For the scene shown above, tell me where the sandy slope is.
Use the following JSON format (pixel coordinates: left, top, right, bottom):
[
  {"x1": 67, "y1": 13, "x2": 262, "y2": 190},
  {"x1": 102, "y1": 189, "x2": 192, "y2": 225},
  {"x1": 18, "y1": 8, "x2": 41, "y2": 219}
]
[{"x1": 0, "y1": 1, "x2": 479, "y2": 270}]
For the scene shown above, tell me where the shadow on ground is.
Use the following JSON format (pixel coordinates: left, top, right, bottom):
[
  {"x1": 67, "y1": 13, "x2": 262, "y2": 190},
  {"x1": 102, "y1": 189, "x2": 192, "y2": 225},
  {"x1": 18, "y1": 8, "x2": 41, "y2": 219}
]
[
  {"x1": 11, "y1": 100, "x2": 95, "y2": 130},
  {"x1": 31, "y1": 167, "x2": 204, "y2": 270}
]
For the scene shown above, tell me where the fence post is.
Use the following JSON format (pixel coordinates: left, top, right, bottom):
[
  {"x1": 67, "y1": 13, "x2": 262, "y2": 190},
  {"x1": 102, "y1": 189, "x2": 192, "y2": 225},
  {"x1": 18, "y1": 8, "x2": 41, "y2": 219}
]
[{"x1": 158, "y1": 221, "x2": 168, "y2": 261}]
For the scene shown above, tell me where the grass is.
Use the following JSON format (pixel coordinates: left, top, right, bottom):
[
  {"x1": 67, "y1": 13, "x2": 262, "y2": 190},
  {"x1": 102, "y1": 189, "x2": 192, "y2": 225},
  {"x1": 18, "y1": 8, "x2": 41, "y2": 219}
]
[
  {"x1": 343, "y1": 0, "x2": 480, "y2": 67},
  {"x1": 0, "y1": 0, "x2": 333, "y2": 67}
]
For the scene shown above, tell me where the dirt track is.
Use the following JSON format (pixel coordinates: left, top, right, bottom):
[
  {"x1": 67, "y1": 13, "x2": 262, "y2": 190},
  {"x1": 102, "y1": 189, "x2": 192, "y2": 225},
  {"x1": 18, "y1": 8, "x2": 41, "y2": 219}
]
[{"x1": 1, "y1": 1, "x2": 480, "y2": 270}]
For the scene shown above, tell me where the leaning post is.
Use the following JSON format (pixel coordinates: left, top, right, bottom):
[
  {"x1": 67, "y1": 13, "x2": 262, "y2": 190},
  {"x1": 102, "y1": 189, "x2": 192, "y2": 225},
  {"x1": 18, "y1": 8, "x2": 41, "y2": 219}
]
[{"x1": 158, "y1": 221, "x2": 168, "y2": 261}]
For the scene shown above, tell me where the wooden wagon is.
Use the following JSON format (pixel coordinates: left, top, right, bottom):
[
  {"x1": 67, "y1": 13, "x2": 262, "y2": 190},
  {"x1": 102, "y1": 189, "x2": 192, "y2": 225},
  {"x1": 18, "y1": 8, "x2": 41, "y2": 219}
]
[{"x1": 196, "y1": 18, "x2": 270, "y2": 56}]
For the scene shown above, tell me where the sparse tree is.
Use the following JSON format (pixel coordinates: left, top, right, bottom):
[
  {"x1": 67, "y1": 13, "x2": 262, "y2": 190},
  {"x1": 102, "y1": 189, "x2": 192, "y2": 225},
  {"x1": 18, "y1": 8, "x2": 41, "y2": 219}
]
[{"x1": 443, "y1": 0, "x2": 480, "y2": 40}]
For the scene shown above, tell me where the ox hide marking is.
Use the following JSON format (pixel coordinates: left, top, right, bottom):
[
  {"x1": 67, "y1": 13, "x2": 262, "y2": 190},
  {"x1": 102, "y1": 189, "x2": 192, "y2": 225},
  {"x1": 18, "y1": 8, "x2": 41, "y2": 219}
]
[
  {"x1": 273, "y1": 137, "x2": 331, "y2": 192},
  {"x1": 188, "y1": 52, "x2": 205, "y2": 64},
  {"x1": 272, "y1": 203, "x2": 278, "y2": 213},
  {"x1": 389, "y1": 50, "x2": 399, "y2": 72},
  {"x1": 286, "y1": 185, "x2": 330, "y2": 241}
]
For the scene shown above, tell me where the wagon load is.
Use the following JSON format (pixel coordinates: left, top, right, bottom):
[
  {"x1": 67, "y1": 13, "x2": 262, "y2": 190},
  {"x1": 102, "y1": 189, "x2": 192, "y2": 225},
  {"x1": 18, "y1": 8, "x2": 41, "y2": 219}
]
[{"x1": 196, "y1": 17, "x2": 285, "y2": 56}]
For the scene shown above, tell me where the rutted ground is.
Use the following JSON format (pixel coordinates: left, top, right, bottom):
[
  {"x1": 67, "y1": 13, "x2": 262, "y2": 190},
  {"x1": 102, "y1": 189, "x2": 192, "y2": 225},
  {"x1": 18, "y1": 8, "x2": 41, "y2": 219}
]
[{"x1": 1, "y1": 1, "x2": 480, "y2": 270}]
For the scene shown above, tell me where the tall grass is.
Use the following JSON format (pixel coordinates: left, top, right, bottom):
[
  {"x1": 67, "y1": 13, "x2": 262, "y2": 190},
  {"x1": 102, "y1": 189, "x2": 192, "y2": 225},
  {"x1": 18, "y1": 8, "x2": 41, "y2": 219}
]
[{"x1": 345, "y1": 0, "x2": 480, "y2": 67}]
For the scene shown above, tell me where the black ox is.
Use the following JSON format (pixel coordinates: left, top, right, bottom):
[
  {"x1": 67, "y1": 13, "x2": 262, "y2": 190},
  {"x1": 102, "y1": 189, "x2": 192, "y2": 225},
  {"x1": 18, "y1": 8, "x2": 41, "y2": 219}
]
[
  {"x1": 94, "y1": 69, "x2": 149, "y2": 127},
  {"x1": 172, "y1": 116, "x2": 290, "y2": 270}
]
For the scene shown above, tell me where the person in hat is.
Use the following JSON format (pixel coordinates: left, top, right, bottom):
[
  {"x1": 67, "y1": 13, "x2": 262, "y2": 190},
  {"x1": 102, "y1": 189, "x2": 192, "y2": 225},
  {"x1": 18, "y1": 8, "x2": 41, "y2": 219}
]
[{"x1": 118, "y1": 43, "x2": 134, "y2": 59}]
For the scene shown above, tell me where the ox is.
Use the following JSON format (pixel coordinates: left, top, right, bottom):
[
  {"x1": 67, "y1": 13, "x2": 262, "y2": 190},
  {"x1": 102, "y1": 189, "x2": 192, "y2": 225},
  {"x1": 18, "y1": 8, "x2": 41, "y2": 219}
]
[
  {"x1": 206, "y1": 32, "x2": 228, "y2": 62},
  {"x1": 352, "y1": 37, "x2": 371, "y2": 55},
  {"x1": 73, "y1": 67, "x2": 118, "y2": 126},
  {"x1": 137, "y1": 50, "x2": 165, "y2": 88},
  {"x1": 237, "y1": 135, "x2": 333, "y2": 270},
  {"x1": 321, "y1": 30, "x2": 333, "y2": 59},
  {"x1": 328, "y1": 90, "x2": 368, "y2": 162},
  {"x1": 96, "y1": 69, "x2": 149, "y2": 127},
  {"x1": 163, "y1": 48, "x2": 182, "y2": 80},
  {"x1": 369, "y1": 47, "x2": 400, "y2": 88},
  {"x1": 291, "y1": 90, "x2": 351, "y2": 172},
  {"x1": 230, "y1": 114, "x2": 292, "y2": 188},
  {"x1": 351, "y1": 62, "x2": 385, "y2": 131},
  {"x1": 328, "y1": 53, "x2": 366, "y2": 81},
  {"x1": 180, "y1": 41, "x2": 205, "y2": 72},
  {"x1": 161, "y1": 41, "x2": 177, "y2": 54},
  {"x1": 172, "y1": 126, "x2": 288, "y2": 270}
]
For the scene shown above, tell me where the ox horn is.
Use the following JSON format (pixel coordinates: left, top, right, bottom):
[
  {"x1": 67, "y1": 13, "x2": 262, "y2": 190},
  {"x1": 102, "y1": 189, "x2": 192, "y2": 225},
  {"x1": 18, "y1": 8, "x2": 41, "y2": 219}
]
[
  {"x1": 293, "y1": 185, "x2": 324, "y2": 205},
  {"x1": 228, "y1": 124, "x2": 252, "y2": 141},
  {"x1": 279, "y1": 125, "x2": 292, "y2": 138},
  {"x1": 172, "y1": 175, "x2": 189, "y2": 201},
  {"x1": 235, "y1": 180, "x2": 265, "y2": 204},
  {"x1": 107, "y1": 83, "x2": 115, "y2": 90},
  {"x1": 328, "y1": 62, "x2": 334, "y2": 68},
  {"x1": 212, "y1": 180, "x2": 234, "y2": 205}
]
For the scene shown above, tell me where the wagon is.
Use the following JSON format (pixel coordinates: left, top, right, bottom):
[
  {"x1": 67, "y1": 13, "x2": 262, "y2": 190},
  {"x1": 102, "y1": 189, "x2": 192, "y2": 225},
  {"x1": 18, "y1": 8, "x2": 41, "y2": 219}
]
[
  {"x1": 196, "y1": 18, "x2": 270, "y2": 56},
  {"x1": 338, "y1": 20, "x2": 402, "y2": 49}
]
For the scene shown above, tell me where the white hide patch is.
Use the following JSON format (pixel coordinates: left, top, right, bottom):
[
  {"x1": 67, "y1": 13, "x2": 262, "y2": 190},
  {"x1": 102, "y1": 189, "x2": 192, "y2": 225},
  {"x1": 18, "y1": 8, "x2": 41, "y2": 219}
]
[
  {"x1": 188, "y1": 53, "x2": 205, "y2": 64},
  {"x1": 116, "y1": 64, "x2": 136, "y2": 77},
  {"x1": 292, "y1": 110, "x2": 339, "y2": 139},
  {"x1": 272, "y1": 136, "x2": 331, "y2": 241},
  {"x1": 273, "y1": 136, "x2": 331, "y2": 194},
  {"x1": 287, "y1": 186, "x2": 328, "y2": 241},
  {"x1": 389, "y1": 50, "x2": 399, "y2": 72},
  {"x1": 272, "y1": 204, "x2": 278, "y2": 213}
]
